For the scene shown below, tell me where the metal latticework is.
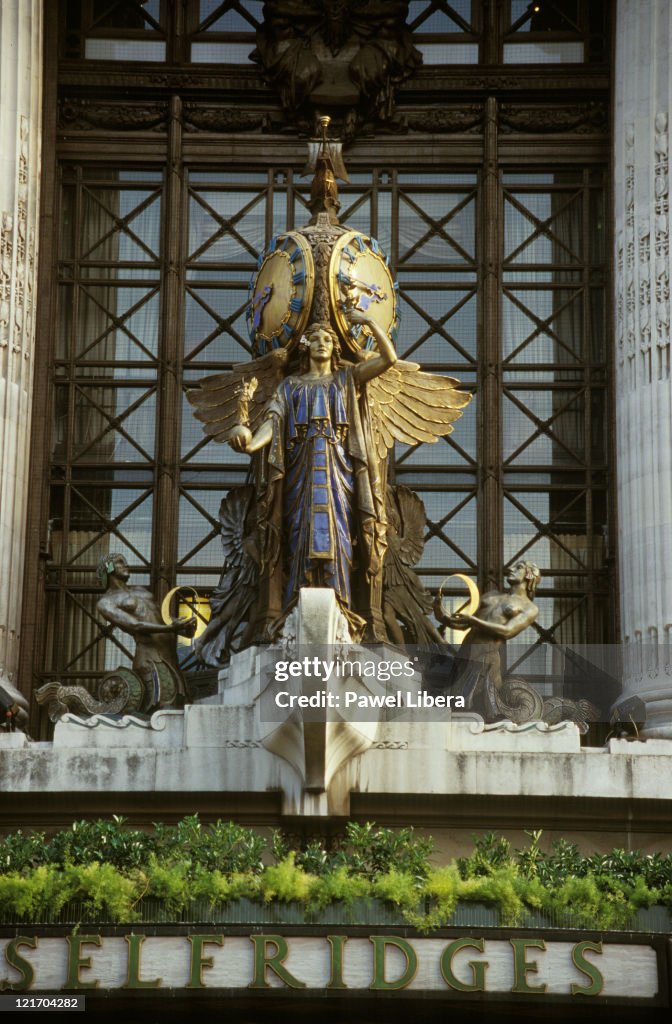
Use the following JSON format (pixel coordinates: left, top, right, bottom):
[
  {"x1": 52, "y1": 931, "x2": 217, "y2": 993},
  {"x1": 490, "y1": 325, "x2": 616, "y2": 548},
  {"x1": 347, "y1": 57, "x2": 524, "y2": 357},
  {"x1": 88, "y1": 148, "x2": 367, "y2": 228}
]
[{"x1": 23, "y1": 0, "x2": 613, "y2": 708}]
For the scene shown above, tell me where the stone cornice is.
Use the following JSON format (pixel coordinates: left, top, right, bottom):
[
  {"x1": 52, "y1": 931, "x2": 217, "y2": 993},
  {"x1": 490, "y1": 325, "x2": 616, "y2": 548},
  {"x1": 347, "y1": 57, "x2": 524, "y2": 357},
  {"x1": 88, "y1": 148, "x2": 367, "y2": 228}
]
[{"x1": 56, "y1": 61, "x2": 610, "y2": 100}]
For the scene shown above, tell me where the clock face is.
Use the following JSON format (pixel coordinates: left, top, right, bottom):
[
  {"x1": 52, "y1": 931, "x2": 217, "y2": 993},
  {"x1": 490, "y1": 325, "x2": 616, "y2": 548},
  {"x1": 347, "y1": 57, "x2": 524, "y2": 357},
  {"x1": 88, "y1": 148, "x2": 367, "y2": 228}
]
[
  {"x1": 329, "y1": 231, "x2": 398, "y2": 354},
  {"x1": 247, "y1": 232, "x2": 314, "y2": 354}
]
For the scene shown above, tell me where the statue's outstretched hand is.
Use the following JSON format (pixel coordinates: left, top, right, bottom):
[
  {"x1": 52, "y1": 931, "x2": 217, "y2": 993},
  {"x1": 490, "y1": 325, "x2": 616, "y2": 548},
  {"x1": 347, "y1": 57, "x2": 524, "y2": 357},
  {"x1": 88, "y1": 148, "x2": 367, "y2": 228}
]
[
  {"x1": 446, "y1": 613, "x2": 471, "y2": 629},
  {"x1": 229, "y1": 425, "x2": 252, "y2": 452},
  {"x1": 173, "y1": 615, "x2": 197, "y2": 638}
]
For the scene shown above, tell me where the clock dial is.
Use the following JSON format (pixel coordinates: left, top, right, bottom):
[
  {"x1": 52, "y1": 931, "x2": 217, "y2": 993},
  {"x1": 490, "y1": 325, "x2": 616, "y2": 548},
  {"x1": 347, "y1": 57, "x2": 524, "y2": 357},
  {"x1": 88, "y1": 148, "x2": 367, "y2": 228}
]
[
  {"x1": 247, "y1": 232, "x2": 314, "y2": 354},
  {"x1": 329, "y1": 231, "x2": 399, "y2": 354}
]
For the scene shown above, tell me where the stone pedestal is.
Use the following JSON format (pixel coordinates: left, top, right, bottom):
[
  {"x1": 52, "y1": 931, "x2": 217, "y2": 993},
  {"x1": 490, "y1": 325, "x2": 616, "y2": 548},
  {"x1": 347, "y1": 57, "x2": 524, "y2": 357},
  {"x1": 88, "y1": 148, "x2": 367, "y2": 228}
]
[
  {"x1": 0, "y1": 697, "x2": 587, "y2": 819},
  {"x1": 614, "y1": 0, "x2": 672, "y2": 735},
  {"x1": 0, "y1": 0, "x2": 43, "y2": 689},
  {"x1": 214, "y1": 588, "x2": 431, "y2": 814},
  {"x1": 0, "y1": 588, "x2": 593, "y2": 818}
]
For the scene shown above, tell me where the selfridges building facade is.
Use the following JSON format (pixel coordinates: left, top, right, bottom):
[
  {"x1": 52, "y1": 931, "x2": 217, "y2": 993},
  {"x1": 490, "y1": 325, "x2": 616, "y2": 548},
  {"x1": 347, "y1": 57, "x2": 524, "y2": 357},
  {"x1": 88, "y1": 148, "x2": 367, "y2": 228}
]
[{"x1": 1, "y1": 0, "x2": 672, "y2": 1020}]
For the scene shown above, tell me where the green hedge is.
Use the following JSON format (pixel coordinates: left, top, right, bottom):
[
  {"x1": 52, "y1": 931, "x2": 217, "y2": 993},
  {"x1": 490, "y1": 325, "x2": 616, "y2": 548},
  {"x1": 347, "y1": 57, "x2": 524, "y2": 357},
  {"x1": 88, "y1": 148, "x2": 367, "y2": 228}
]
[{"x1": 1, "y1": 818, "x2": 671, "y2": 931}]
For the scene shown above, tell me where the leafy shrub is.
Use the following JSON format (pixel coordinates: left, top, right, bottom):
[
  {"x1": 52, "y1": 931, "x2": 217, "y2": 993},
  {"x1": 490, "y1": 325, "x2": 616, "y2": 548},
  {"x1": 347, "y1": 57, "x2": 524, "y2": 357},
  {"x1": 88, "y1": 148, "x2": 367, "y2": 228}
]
[
  {"x1": 460, "y1": 865, "x2": 525, "y2": 925},
  {"x1": 457, "y1": 832, "x2": 511, "y2": 878},
  {"x1": 372, "y1": 869, "x2": 420, "y2": 911},
  {"x1": 0, "y1": 830, "x2": 49, "y2": 872},
  {"x1": 60, "y1": 863, "x2": 140, "y2": 921},
  {"x1": 0, "y1": 863, "x2": 140, "y2": 923},
  {"x1": 515, "y1": 829, "x2": 544, "y2": 879},
  {"x1": 405, "y1": 865, "x2": 460, "y2": 932},
  {"x1": 144, "y1": 856, "x2": 190, "y2": 911},
  {"x1": 271, "y1": 821, "x2": 433, "y2": 880},
  {"x1": 309, "y1": 866, "x2": 370, "y2": 909},
  {"x1": 540, "y1": 873, "x2": 605, "y2": 928},
  {"x1": 45, "y1": 816, "x2": 153, "y2": 870},
  {"x1": 153, "y1": 816, "x2": 266, "y2": 873},
  {"x1": 333, "y1": 822, "x2": 433, "y2": 879},
  {"x1": 535, "y1": 838, "x2": 587, "y2": 886},
  {"x1": 1, "y1": 820, "x2": 671, "y2": 930},
  {"x1": 190, "y1": 868, "x2": 259, "y2": 905},
  {"x1": 260, "y1": 854, "x2": 316, "y2": 904},
  {"x1": 0, "y1": 870, "x2": 49, "y2": 920},
  {"x1": 294, "y1": 839, "x2": 332, "y2": 875}
]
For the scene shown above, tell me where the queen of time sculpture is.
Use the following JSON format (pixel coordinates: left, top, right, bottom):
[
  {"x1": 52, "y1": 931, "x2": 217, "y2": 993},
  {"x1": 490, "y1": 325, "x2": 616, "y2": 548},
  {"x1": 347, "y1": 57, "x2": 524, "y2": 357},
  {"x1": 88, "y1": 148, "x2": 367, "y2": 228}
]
[{"x1": 188, "y1": 119, "x2": 471, "y2": 660}]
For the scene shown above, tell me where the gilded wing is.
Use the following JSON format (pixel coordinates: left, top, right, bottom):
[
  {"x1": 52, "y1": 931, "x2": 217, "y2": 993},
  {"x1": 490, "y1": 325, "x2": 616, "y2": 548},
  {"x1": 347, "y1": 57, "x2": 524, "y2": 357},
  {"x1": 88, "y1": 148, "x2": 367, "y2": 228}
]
[
  {"x1": 186, "y1": 348, "x2": 289, "y2": 443},
  {"x1": 367, "y1": 360, "x2": 472, "y2": 461}
]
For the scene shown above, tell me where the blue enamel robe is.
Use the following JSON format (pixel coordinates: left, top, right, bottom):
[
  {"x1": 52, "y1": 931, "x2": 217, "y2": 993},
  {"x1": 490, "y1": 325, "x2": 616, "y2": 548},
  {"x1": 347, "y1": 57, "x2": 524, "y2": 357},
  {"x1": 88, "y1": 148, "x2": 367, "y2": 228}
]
[{"x1": 262, "y1": 368, "x2": 385, "y2": 613}]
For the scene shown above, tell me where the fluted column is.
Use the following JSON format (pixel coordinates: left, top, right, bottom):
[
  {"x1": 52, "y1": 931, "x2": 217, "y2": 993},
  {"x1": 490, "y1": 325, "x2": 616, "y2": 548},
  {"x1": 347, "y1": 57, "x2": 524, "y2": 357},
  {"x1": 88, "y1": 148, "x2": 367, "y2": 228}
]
[
  {"x1": 615, "y1": 0, "x2": 672, "y2": 735},
  {"x1": 0, "y1": 0, "x2": 42, "y2": 689}
]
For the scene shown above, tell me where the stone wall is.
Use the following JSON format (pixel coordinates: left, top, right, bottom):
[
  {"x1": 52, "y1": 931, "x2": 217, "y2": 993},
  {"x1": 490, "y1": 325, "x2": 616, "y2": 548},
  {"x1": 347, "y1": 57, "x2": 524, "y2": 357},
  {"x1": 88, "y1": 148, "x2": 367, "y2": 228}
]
[{"x1": 0, "y1": 0, "x2": 43, "y2": 687}]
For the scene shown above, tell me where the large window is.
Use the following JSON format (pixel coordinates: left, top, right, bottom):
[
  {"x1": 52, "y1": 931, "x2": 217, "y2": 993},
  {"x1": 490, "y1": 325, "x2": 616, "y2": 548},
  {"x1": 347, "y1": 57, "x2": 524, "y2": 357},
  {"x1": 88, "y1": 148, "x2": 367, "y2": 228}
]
[
  {"x1": 48, "y1": 167, "x2": 163, "y2": 677},
  {"x1": 501, "y1": 169, "x2": 608, "y2": 646},
  {"x1": 61, "y1": 0, "x2": 607, "y2": 66},
  {"x1": 38, "y1": 154, "x2": 609, "y2": 690},
  {"x1": 24, "y1": 0, "x2": 613, "y2": 708}
]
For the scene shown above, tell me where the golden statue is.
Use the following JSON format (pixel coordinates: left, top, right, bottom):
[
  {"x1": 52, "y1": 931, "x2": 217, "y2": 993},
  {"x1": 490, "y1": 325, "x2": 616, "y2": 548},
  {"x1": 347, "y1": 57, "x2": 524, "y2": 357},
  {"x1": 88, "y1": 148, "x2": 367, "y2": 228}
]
[{"x1": 187, "y1": 123, "x2": 471, "y2": 657}]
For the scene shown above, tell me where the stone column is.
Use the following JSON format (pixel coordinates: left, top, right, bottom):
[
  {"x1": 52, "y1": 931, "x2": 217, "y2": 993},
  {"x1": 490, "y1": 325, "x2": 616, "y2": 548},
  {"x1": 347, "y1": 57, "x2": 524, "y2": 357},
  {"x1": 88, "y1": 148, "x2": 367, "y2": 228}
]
[
  {"x1": 0, "y1": 0, "x2": 43, "y2": 693},
  {"x1": 615, "y1": 0, "x2": 672, "y2": 735}
]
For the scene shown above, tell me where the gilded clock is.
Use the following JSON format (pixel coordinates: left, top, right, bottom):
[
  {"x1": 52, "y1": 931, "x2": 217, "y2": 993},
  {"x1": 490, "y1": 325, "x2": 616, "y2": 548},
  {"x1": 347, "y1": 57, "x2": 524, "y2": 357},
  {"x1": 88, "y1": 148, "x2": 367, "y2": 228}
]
[
  {"x1": 329, "y1": 231, "x2": 399, "y2": 355},
  {"x1": 246, "y1": 232, "x2": 314, "y2": 355}
]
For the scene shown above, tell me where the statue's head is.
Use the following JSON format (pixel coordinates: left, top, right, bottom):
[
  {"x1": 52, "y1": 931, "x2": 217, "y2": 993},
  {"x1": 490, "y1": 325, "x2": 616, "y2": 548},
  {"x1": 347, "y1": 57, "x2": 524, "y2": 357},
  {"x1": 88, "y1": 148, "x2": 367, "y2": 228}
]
[
  {"x1": 508, "y1": 560, "x2": 541, "y2": 598},
  {"x1": 96, "y1": 552, "x2": 129, "y2": 589},
  {"x1": 299, "y1": 322, "x2": 342, "y2": 371}
]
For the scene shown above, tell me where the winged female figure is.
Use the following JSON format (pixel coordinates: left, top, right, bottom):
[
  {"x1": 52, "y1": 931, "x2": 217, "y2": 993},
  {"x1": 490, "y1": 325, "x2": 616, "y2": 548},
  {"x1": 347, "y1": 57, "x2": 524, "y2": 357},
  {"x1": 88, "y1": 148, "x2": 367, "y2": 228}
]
[{"x1": 187, "y1": 309, "x2": 470, "y2": 651}]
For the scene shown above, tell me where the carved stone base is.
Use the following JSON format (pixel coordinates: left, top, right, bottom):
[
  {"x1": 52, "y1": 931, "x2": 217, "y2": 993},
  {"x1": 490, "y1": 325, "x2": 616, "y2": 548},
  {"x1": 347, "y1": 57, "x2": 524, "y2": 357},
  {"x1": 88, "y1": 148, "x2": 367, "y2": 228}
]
[{"x1": 1, "y1": 588, "x2": 590, "y2": 817}]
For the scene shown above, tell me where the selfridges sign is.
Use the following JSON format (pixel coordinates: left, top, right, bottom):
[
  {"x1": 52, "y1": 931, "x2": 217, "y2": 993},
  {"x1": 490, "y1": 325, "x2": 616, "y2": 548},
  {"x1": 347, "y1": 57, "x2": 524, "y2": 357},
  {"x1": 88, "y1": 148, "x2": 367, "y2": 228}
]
[{"x1": 0, "y1": 931, "x2": 662, "y2": 1001}]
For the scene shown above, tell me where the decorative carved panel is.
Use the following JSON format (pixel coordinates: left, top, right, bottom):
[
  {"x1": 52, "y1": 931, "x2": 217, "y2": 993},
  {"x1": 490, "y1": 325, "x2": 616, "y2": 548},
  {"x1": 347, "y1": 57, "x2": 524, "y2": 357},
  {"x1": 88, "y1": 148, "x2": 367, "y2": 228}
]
[
  {"x1": 58, "y1": 99, "x2": 169, "y2": 131},
  {"x1": 499, "y1": 102, "x2": 608, "y2": 135}
]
